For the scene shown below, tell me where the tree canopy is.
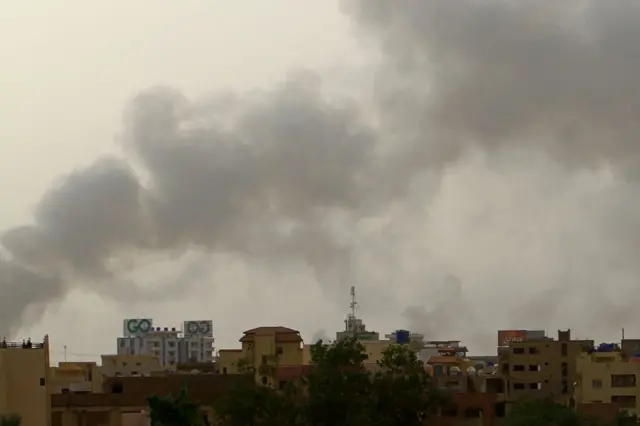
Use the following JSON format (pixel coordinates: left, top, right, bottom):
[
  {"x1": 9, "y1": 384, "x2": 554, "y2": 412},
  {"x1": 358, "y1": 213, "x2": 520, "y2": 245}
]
[
  {"x1": 213, "y1": 337, "x2": 447, "y2": 426},
  {"x1": 148, "y1": 387, "x2": 209, "y2": 426}
]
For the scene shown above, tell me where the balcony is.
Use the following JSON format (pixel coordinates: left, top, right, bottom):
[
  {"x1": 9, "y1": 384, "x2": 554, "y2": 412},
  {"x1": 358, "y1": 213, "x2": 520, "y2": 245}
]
[{"x1": 0, "y1": 340, "x2": 44, "y2": 349}]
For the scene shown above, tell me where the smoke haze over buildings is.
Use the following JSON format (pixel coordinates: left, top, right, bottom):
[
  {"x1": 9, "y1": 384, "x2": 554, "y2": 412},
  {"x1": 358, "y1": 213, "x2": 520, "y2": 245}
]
[{"x1": 3, "y1": 1, "x2": 640, "y2": 350}]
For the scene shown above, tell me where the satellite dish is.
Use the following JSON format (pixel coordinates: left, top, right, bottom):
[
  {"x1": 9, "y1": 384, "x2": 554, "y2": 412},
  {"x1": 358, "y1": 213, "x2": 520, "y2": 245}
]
[
  {"x1": 450, "y1": 366, "x2": 461, "y2": 375},
  {"x1": 466, "y1": 366, "x2": 477, "y2": 376}
]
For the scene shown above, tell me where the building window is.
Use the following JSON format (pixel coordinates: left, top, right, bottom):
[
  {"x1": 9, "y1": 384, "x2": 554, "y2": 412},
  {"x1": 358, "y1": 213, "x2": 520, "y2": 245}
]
[
  {"x1": 529, "y1": 365, "x2": 540, "y2": 372},
  {"x1": 513, "y1": 347, "x2": 525, "y2": 354},
  {"x1": 39, "y1": 378, "x2": 45, "y2": 386},
  {"x1": 561, "y1": 343, "x2": 568, "y2": 357},
  {"x1": 513, "y1": 365, "x2": 525, "y2": 372},
  {"x1": 612, "y1": 395, "x2": 636, "y2": 409},
  {"x1": 529, "y1": 347, "x2": 539, "y2": 354},
  {"x1": 611, "y1": 374, "x2": 636, "y2": 388},
  {"x1": 561, "y1": 379, "x2": 568, "y2": 395},
  {"x1": 592, "y1": 379, "x2": 603, "y2": 388},
  {"x1": 529, "y1": 382, "x2": 541, "y2": 390},
  {"x1": 262, "y1": 355, "x2": 268, "y2": 365},
  {"x1": 122, "y1": 362, "x2": 128, "y2": 367},
  {"x1": 561, "y1": 362, "x2": 568, "y2": 377},
  {"x1": 276, "y1": 347, "x2": 283, "y2": 356},
  {"x1": 261, "y1": 376, "x2": 268, "y2": 386},
  {"x1": 513, "y1": 383, "x2": 525, "y2": 390},
  {"x1": 222, "y1": 367, "x2": 228, "y2": 375},
  {"x1": 168, "y1": 341, "x2": 175, "y2": 348},
  {"x1": 501, "y1": 364, "x2": 509, "y2": 373}
]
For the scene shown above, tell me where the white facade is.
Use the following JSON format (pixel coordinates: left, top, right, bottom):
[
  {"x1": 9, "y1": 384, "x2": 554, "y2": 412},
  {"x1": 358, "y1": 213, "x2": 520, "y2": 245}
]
[{"x1": 118, "y1": 319, "x2": 214, "y2": 366}]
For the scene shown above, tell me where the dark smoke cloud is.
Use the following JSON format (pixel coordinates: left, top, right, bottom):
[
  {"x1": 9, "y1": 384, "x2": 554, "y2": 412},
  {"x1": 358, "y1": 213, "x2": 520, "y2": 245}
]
[
  {"x1": 4, "y1": 1, "x2": 640, "y2": 351},
  {"x1": 340, "y1": 0, "x2": 640, "y2": 346}
]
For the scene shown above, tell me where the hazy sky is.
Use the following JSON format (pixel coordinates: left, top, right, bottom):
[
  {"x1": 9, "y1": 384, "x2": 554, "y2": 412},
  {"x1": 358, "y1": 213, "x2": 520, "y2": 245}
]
[
  {"x1": 2, "y1": 0, "x2": 364, "y2": 363},
  {"x1": 4, "y1": 1, "x2": 640, "y2": 364}
]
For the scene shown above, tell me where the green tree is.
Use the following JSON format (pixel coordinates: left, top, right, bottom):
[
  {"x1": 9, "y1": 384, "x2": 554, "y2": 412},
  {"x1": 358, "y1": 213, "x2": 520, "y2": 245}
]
[
  {"x1": 0, "y1": 414, "x2": 21, "y2": 426},
  {"x1": 214, "y1": 379, "x2": 303, "y2": 426},
  {"x1": 148, "y1": 388, "x2": 208, "y2": 426},
  {"x1": 303, "y1": 338, "x2": 374, "y2": 426},
  {"x1": 372, "y1": 344, "x2": 447, "y2": 426}
]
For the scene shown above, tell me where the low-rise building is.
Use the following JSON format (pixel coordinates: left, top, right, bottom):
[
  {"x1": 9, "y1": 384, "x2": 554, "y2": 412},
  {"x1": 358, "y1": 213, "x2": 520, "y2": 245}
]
[
  {"x1": 51, "y1": 375, "x2": 252, "y2": 426},
  {"x1": 100, "y1": 354, "x2": 169, "y2": 378},
  {"x1": 0, "y1": 336, "x2": 51, "y2": 426},
  {"x1": 576, "y1": 343, "x2": 640, "y2": 414},
  {"x1": 50, "y1": 362, "x2": 101, "y2": 394}
]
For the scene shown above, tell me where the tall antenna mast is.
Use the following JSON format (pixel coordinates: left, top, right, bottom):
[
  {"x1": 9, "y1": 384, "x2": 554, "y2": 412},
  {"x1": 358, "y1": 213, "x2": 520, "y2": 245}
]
[{"x1": 350, "y1": 286, "x2": 357, "y2": 319}]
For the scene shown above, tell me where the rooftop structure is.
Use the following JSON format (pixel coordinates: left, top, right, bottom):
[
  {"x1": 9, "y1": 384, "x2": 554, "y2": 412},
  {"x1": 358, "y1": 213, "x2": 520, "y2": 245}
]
[{"x1": 335, "y1": 286, "x2": 379, "y2": 341}]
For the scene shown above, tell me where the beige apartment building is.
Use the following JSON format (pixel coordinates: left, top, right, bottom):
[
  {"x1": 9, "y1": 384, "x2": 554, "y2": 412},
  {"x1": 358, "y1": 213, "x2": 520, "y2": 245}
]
[
  {"x1": 0, "y1": 336, "x2": 51, "y2": 426},
  {"x1": 576, "y1": 347, "x2": 640, "y2": 414},
  {"x1": 499, "y1": 329, "x2": 593, "y2": 402},
  {"x1": 218, "y1": 326, "x2": 304, "y2": 385}
]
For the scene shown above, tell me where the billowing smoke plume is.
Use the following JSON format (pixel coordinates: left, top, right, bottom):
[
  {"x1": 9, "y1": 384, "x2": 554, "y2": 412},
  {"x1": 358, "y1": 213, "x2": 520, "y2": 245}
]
[{"x1": 4, "y1": 1, "x2": 640, "y2": 350}]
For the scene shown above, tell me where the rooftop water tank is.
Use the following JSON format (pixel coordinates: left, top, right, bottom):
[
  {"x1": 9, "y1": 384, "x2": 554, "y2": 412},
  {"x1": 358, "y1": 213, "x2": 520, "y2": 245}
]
[{"x1": 396, "y1": 329, "x2": 410, "y2": 344}]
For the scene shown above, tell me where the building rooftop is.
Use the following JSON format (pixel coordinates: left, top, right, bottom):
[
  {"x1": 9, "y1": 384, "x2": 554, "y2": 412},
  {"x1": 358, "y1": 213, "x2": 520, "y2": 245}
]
[
  {"x1": 240, "y1": 327, "x2": 302, "y2": 343},
  {"x1": 0, "y1": 339, "x2": 44, "y2": 349}
]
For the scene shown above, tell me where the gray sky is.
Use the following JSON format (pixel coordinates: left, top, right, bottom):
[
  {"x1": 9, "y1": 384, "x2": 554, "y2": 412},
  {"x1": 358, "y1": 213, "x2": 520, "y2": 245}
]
[
  {"x1": 2, "y1": 0, "x2": 364, "y2": 363},
  {"x1": 4, "y1": 1, "x2": 640, "y2": 364}
]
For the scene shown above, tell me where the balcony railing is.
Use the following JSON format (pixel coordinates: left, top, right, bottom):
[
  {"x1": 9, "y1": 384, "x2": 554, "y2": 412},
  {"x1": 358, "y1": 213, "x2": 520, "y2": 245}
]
[{"x1": 1, "y1": 341, "x2": 44, "y2": 349}]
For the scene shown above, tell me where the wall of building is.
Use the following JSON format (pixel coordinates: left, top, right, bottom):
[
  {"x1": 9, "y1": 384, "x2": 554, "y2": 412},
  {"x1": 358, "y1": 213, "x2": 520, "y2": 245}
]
[
  {"x1": 218, "y1": 350, "x2": 243, "y2": 374},
  {"x1": 0, "y1": 336, "x2": 50, "y2": 426},
  {"x1": 576, "y1": 351, "x2": 640, "y2": 414},
  {"x1": 50, "y1": 362, "x2": 101, "y2": 393},
  {"x1": 100, "y1": 354, "x2": 170, "y2": 378}
]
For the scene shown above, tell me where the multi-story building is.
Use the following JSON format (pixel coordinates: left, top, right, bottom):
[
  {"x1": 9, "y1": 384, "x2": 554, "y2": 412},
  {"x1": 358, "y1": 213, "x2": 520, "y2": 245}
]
[
  {"x1": 117, "y1": 319, "x2": 214, "y2": 367},
  {"x1": 0, "y1": 336, "x2": 51, "y2": 426},
  {"x1": 218, "y1": 326, "x2": 304, "y2": 386},
  {"x1": 575, "y1": 343, "x2": 640, "y2": 414},
  {"x1": 498, "y1": 329, "x2": 593, "y2": 403}
]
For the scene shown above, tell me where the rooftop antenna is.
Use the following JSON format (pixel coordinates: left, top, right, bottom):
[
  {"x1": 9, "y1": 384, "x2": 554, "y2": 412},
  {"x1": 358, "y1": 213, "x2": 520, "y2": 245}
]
[
  {"x1": 350, "y1": 286, "x2": 357, "y2": 320},
  {"x1": 350, "y1": 286, "x2": 357, "y2": 338}
]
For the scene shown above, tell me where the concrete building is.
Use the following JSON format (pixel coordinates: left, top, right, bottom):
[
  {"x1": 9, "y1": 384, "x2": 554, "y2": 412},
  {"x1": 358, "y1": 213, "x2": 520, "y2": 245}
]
[
  {"x1": 576, "y1": 343, "x2": 640, "y2": 414},
  {"x1": 217, "y1": 326, "x2": 304, "y2": 385},
  {"x1": 51, "y1": 375, "x2": 252, "y2": 426},
  {"x1": 117, "y1": 319, "x2": 214, "y2": 367},
  {"x1": 50, "y1": 362, "x2": 101, "y2": 394},
  {"x1": 0, "y1": 336, "x2": 51, "y2": 426},
  {"x1": 100, "y1": 354, "x2": 170, "y2": 378},
  {"x1": 499, "y1": 329, "x2": 593, "y2": 402}
]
